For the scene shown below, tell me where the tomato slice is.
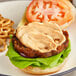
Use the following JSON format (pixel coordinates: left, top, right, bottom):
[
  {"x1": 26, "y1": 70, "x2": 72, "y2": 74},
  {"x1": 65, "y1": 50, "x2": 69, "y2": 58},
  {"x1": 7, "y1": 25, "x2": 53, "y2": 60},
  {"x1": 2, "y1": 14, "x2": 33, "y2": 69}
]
[{"x1": 26, "y1": 0, "x2": 73, "y2": 25}]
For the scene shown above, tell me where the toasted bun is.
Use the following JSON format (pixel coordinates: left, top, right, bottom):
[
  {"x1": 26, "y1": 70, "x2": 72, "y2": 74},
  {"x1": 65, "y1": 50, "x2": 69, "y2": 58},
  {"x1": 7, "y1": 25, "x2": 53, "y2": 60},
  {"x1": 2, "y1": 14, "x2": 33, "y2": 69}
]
[
  {"x1": 18, "y1": 1, "x2": 76, "y2": 29},
  {"x1": 21, "y1": 58, "x2": 68, "y2": 75},
  {"x1": 60, "y1": 1, "x2": 76, "y2": 29}
]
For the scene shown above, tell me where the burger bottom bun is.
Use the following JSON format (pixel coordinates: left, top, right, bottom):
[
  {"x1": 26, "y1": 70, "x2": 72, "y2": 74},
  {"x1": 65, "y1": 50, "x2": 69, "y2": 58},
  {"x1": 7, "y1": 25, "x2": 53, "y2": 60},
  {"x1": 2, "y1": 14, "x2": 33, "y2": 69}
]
[{"x1": 21, "y1": 58, "x2": 68, "y2": 75}]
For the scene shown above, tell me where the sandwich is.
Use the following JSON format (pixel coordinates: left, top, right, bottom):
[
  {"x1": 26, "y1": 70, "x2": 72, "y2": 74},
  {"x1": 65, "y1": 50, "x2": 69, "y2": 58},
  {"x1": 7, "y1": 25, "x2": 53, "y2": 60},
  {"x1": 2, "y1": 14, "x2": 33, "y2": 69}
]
[
  {"x1": 6, "y1": 0, "x2": 74, "y2": 75},
  {"x1": 7, "y1": 22, "x2": 71, "y2": 75}
]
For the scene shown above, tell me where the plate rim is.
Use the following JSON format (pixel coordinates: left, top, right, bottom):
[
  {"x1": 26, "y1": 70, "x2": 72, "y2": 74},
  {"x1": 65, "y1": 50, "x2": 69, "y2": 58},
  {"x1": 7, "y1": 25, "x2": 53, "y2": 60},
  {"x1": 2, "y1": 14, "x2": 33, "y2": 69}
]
[
  {"x1": 0, "y1": 0, "x2": 76, "y2": 76},
  {"x1": 0, "y1": 0, "x2": 31, "y2": 4}
]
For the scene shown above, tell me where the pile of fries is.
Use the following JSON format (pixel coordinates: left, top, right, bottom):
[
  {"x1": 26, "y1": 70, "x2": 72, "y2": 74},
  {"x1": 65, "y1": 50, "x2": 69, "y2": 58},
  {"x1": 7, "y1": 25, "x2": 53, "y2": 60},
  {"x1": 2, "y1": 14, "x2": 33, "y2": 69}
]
[{"x1": 0, "y1": 14, "x2": 14, "y2": 52}]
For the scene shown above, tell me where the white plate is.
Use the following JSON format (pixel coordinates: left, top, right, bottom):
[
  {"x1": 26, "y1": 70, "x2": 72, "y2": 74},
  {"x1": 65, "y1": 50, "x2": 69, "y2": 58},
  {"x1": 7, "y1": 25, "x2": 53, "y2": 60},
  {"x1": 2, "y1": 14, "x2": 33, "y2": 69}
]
[{"x1": 0, "y1": 1, "x2": 76, "y2": 76}]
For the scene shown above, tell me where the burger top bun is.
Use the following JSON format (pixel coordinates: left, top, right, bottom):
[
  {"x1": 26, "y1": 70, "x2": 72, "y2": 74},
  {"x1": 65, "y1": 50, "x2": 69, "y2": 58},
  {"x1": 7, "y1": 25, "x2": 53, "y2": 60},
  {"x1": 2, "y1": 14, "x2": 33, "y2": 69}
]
[
  {"x1": 60, "y1": 0, "x2": 76, "y2": 29},
  {"x1": 18, "y1": 0, "x2": 76, "y2": 29}
]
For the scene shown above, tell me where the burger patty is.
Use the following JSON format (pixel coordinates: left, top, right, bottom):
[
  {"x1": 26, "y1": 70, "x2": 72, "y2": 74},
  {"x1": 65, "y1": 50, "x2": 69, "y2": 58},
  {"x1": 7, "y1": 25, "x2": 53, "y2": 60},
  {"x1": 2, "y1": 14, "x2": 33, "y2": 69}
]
[{"x1": 12, "y1": 31, "x2": 69, "y2": 58}]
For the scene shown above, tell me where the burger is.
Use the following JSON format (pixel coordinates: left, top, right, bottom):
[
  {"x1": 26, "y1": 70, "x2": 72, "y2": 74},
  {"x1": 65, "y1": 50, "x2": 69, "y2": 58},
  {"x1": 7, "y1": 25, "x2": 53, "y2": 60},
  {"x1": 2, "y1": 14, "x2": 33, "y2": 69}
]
[
  {"x1": 6, "y1": 0, "x2": 75, "y2": 75},
  {"x1": 7, "y1": 22, "x2": 71, "y2": 75}
]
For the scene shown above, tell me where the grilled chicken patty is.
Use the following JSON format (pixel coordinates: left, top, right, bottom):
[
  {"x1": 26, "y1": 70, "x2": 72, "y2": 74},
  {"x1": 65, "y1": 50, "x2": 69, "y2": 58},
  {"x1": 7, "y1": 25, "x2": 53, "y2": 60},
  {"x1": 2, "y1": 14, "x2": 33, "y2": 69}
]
[{"x1": 12, "y1": 30, "x2": 69, "y2": 58}]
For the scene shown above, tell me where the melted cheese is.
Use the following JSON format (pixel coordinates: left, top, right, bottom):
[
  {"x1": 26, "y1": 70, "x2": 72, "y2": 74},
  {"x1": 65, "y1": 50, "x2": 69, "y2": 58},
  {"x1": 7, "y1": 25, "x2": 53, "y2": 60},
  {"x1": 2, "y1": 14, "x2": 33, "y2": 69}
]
[{"x1": 16, "y1": 22, "x2": 66, "y2": 53}]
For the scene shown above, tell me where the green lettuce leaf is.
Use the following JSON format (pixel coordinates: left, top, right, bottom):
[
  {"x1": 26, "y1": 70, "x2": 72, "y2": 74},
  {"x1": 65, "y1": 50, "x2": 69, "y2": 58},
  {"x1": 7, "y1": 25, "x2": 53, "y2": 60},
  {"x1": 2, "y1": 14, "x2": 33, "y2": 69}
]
[{"x1": 6, "y1": 41, "x2": 71, "y2": 69}]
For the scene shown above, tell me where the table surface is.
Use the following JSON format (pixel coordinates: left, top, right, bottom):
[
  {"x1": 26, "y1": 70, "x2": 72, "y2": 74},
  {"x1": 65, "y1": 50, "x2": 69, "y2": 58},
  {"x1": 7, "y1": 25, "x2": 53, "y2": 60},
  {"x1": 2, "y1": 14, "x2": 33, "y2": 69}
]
[{"x1": 0, "y1": 0, "x2": 76, "y2": 76}]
